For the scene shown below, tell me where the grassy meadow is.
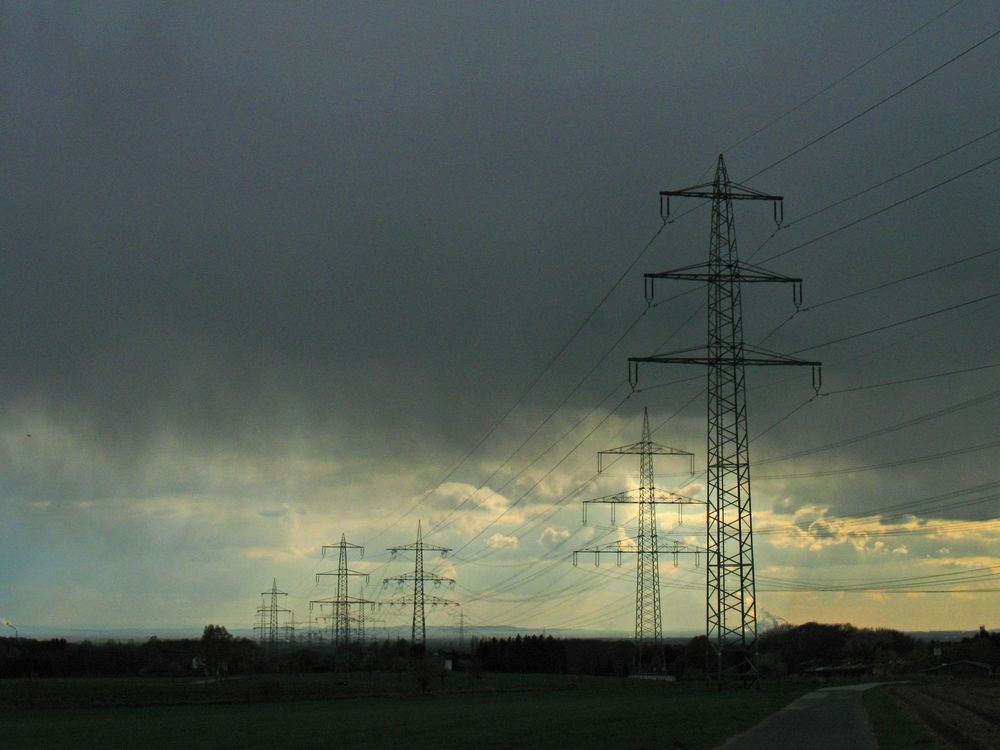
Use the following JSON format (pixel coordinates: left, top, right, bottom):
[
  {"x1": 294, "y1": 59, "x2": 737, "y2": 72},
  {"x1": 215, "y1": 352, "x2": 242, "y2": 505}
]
[{"x1": 0, "y1": 672, "x2": 807, "y2": 749}]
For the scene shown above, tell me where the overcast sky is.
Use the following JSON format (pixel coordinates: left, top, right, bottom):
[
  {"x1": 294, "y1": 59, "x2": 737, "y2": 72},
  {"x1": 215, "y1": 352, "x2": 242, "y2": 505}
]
[{"x1": 2, "y1": 0, "x2": 998, "y2": 637}]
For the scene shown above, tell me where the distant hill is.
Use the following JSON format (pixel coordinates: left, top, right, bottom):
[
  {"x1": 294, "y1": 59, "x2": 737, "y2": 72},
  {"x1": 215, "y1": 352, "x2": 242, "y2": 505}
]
[
  {"x1": 14, "y1": 623, "x2": 991, "y2": 644},
  {"x1": 13, "y1": 623, "x2": 700, "y2": 643}
]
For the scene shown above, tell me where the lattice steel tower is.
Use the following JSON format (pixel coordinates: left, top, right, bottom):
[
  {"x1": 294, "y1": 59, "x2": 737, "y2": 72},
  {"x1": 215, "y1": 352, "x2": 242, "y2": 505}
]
[
  {"x1": 385, "y1": 520, "x2": 457, "y2": 649},
  {"x1": 254, "y1": 578, "x2": 292, "y2": 650},
  {"x1": 630, "y1": 155, "x2": 820, "y2": 683},
  {"x1": 575, "y1": 408, "x2": 702, "y2": 659},
  {"x1": 310, "y1": 533, "x2": 374, "y2": 646}
]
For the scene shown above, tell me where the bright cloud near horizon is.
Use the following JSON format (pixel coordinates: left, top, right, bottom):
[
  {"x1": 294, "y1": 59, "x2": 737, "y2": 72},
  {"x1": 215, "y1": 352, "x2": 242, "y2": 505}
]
[{"x1": 1, "y1": 1, "x2": 998, "y2": 637}]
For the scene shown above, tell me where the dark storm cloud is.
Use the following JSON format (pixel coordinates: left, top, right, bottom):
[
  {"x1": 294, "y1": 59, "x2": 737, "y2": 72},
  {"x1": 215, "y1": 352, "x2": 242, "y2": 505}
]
[{"x1": 12, "y1": 1, "x2": 975, "y2": 449}]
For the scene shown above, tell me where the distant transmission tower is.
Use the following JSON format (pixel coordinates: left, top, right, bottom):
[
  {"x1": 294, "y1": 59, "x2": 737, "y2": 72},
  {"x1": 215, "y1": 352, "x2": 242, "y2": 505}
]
[
  {"x1": 310, "y1": 533, "x2": 374, "y2": 646},
  {"x1": 574, "y1": 408, "x2": 702, "y2": 664},
  {"x1": 629, "y1": 155, "x2": 821, "y2": 683},
  {"x1": 254, "y1": 578, "x2": 292, "y2": 650},
  {"x1": 365, "y1": 613, "x2": 387, "y2": 643},
  {"x1": 384, "y1": 520, "x2": 458, "y2": 649}
]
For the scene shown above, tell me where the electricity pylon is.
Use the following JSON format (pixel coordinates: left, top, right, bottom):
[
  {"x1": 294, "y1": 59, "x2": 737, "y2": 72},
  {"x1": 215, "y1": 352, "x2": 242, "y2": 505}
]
[
  {"x1": 310, "y1": 533, "x2": 375, "y2": 646},
  {"x1": 365, "y1": 613, "x2": 387, "y2": 643},
  {"x1": 574, "y1": 408, "x2": 703, "y2": 666},
  {"x1": 384, "y1": 520, "x2": 458, "y2": 649},
  {"x1": 629, "y1": 155, "x2": 821, "y2": 684},
  {"x1": 1, "y1": 617, "x2": 17, "y2": 640},
  {"x1": 286, "y1": 615, "x2": 313, "y2": 646},
  {"x1": 254, "y1": 578, "x2": 292, "y2": 650}
]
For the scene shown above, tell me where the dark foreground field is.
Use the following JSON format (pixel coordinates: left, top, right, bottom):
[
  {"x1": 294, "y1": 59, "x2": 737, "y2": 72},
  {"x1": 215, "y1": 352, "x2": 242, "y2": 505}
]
[
  {"x1": 0, "y1": 672, "x2": 807, "y2": 749},
  {"x1": 865, "y1": 680, "x2": 1000, "y2": 750}
]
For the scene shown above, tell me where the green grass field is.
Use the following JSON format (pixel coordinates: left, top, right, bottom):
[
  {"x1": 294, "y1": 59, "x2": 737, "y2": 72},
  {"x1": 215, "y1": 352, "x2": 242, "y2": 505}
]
[{"x1": 0, "y1": 673, "x2": 807, "y2": 749}]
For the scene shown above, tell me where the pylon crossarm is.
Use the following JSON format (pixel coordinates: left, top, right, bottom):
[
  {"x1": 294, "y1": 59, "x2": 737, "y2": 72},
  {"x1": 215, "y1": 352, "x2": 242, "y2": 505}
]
[
  {"x1": 599, "y1": 443, "x2": 695, "y2": 474},
  {"x1": 583, "y1": 489, "x2": 703, "y2": 524},
  {"x1": 645, "y1": 261, "x2": 798, "y2": 284},
  {"x1": 659, "y1": 180, "x2": 782, "y2": 224},
  {"x1": 631, "y1": 348, "x2": 818, "y2": 367},
  {"x1": 387, "y1": 543, "x2": 452, "y2": 556},
  {"x1": 574, "y1": 540, "x2": 703, "y2": 569},
  {"x1": 629, "y1": 350, "x2": 821, "y2": 389},
  {"x1": 321, "y1": 541, "x2": 365, "y2": 559},
  {"x1": 579, "y1": 537, "x2": 703, "y2": 554},
  {"x1": 310, "y1": 595, "x2": 377, "y2": 606},
  {"x1": 380, "y1": 594, "x2": 458, "y2": 607},
  {"x1": 586, "y1": 488, "x2": 702, "y2": 504},
  {"x1": 315, "y1": 568, "x2": 370, "y2": 585},
  {"x1": 599, "y1": 439, "x2": 693, "y2": 459},
  {"x1": 652, "y1": 489, "x2": 703, "y2": 504},
  {"x1": 384, "y1": 572, "x2": 454, "y2": 584},
  {"x1": 575, "y1": 539, "x2": 635, "y2": 566},
  {"x1": 659, "y1": 180, "x2": 781, "y2": 200},
  {"x1": 644, "y1": 262, "x2": 802, "y2": 305},
  {"x1": 600, "y1": 442, "x2": 692, "y2": 457}
]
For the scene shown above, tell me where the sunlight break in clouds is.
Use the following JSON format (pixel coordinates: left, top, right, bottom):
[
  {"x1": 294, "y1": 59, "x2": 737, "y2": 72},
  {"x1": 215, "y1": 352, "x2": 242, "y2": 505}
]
[{"x1": 487, "y1": 533, "x2": 519, "y2": 550}]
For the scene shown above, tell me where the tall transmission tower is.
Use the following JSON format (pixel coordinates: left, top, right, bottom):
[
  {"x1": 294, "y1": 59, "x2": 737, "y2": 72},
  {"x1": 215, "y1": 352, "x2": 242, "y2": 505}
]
[
  {"x1": 629, "y1": 155, "x2": 821, "y2": 683},
  {"x1": 574, "y1": 408, "x2": 703, "y2": 665},
  {"x1": 310, "y1": 533, "x2": 375, "y2": 646},
  {"x1": 384, "y1": 520, "x2": 458, "y2": 649},
  {"x1": 254, "y1": 578, "x2": 293, "y2": 650}
]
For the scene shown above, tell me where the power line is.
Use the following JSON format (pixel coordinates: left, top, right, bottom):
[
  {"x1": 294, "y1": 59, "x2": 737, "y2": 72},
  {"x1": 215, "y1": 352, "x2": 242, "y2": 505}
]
[
  {"x1": 366, "y1": 25, "x2": 1000, "y2": 636},
  {"x1": 469, "y1": 388, "x2": 705, "y2": 564},
  {"x1": 428, "y1": 234, "x2": 726, "y2": 541},
  {"x1": 759, "y1": 564, "x2": 1000, "y2": 592},
  {"x1": 791, "y1": 290, "x2": 1000, "y2": 354},
  {"x1": 757, "y1": 241, "x2": 1000, "y2": 345},
  {"x1": 451, "y1": 387, "x2": 636, "y2": 556},
  {"x1": 457, "y1": 324, "x2": 709, "y2": 568},
  {"x1": 426, "y1": 306, "x2": 653, "y2": 537},
  {"x1": 440, "y1": 380, "x2": 629, "y2": 548},
  {"x1": 469, "y1": 278, "x2": 1000, "y2": 610},
  {"x1": 364, "y1": 23, "x2": 999, "y2": 558},
  {"x1": 758, "y1": 386, "x2": 1000, "y2": 466},
  {"x1": 366, "y1": 222, "x2": 669, "y2": 542},
  {"x1": 822, "y1": 362, "x2": 1000, "y2": 395},
  {"x1": 785, "y1": 124, "x2": 1000, "y2": 227},
  {"x1": 460, "y1": 346, "x2": 996, "y2": 621},
  {"x1": 761, "y1": 153, "x2": 1000, "y2": 264},
  {"x1": 802, "y1": 244, "x2": 1000, "y2": 312},
  {"x1": 755, "y1": 438, "x2": 1000, "y2": 480},
  {"x1": 722, "y1": 0, "x2": 966, "y2": 154},
  {"x1": 745, "y1": 26, "x2": 1000, "y2": 180},
  {"x1": 363, "y1": 22, "x2": 999, "y2": 566},
  {"x1": 759, "y1": 479, "x2": 1000, "y2": 533}
]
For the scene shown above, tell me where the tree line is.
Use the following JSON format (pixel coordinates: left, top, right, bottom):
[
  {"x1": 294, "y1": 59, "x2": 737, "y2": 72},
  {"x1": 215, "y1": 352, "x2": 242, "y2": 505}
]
[{"x1": 0, "y1": 622, "x2": 996, "y2": 679}]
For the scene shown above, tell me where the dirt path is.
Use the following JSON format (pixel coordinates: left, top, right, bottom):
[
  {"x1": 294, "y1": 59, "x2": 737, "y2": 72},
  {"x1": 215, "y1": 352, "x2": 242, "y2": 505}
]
[{"x1": 716, "y1": 683, "x2": 882, "y2": 750}]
